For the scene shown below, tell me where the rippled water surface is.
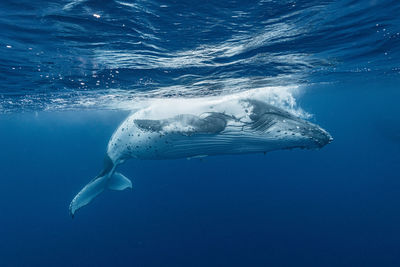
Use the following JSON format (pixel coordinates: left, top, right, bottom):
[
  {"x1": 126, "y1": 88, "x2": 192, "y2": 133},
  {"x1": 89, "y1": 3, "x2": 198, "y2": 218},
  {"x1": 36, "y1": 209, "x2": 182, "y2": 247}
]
[{"x1": 1, "y1": 0, "x2": 399, "y2": 112}]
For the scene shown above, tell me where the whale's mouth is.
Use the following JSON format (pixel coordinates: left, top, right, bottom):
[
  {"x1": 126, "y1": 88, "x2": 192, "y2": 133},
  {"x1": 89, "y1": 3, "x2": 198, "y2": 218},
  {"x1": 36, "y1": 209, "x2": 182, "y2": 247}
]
[
  {"x1": 310, "y1": 126, "x2": 333, "y2": 148},
  {"x1": 286, "y1": 132, "x2": 333, "y2": 150},
  {"x1": 243, "y1": 99, "x2": 333, "y2": 151}
]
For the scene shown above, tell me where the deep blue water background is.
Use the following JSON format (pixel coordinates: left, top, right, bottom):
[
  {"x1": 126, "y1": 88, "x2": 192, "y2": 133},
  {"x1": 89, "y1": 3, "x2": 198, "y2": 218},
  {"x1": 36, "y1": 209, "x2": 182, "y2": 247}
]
[{"x1": 1, "y1": 0, "x2": 400, "y2": 266}]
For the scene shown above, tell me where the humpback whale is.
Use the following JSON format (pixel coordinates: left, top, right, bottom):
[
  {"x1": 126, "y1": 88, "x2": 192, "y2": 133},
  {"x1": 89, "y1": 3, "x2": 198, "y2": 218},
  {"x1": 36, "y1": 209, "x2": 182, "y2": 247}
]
[{"x1": 69, "y1": 95, "x2": 332, "y2": 217}]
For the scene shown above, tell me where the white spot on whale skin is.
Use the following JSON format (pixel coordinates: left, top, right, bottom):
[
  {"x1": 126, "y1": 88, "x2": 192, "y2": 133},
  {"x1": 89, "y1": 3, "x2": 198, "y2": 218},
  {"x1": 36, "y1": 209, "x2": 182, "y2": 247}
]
[{"x1": 93, "y1": 13, "x2": 101, "y2": 18}]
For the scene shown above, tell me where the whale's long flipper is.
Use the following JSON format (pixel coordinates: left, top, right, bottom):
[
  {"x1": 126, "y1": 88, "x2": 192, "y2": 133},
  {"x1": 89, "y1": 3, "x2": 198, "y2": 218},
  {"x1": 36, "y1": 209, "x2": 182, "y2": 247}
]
[{"x1": 69, "y1": 157, "x2": 132, "y2": 217}]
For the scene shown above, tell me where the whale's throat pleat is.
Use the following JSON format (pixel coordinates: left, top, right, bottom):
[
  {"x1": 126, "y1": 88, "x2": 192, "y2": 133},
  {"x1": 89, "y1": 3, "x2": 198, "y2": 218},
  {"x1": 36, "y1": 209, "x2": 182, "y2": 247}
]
[
  {"x1": 250, "y1": 114, "x2": 277, "y2": 133},
  {"x1": 155, "y1": 125, "x2": 273, "y2": 159}
]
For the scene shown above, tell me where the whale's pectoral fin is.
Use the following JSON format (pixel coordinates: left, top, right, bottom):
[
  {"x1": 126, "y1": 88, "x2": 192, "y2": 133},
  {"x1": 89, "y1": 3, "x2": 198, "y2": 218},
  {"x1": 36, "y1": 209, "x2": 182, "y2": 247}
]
[{"x1": 69, "y1": 172, "x2": 132, "y2": 218}]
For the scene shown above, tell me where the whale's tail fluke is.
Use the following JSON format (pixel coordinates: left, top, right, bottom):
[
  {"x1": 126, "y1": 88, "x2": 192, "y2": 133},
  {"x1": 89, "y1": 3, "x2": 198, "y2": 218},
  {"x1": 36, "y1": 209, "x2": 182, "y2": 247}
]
[{"x1": 69, "y1": 156, "x2": 132, "y2": 217}]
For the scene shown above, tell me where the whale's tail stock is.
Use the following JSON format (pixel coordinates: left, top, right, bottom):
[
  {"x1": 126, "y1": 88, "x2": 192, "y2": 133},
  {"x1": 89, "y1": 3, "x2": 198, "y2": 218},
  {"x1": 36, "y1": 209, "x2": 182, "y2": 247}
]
[{"x1": 69, "y1": 155, "x2": 132, "y2": 218}]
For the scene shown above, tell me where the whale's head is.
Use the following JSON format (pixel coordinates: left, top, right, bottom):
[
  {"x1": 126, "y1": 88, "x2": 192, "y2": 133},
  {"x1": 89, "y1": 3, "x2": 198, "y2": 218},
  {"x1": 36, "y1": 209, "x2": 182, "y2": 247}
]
[
  {"x1": 245, "y1": 100, "x2": 333, "y2": 150},
  {"x1": 265, "y1": 114, "x2": 333, "y2": 150}
]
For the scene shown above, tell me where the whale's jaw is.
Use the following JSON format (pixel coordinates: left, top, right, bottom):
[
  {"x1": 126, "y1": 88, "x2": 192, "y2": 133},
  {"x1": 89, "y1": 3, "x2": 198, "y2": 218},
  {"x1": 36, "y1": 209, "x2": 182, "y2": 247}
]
[
  {"x1": 243, "y1": 99, "x2": 332, "y2": 151},
  {"x1": 254, "y1": 116, "x2": 333, "y2": 151}
]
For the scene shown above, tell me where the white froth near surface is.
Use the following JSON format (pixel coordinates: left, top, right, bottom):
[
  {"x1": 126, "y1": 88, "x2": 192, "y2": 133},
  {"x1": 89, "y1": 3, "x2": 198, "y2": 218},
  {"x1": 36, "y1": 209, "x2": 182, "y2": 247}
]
[
  {"x1": 0, "y1": 84, "x2": 308, "y2": 117},
  {"x1": 114, "y1": 85, "x2": 308, "y2": 119}
]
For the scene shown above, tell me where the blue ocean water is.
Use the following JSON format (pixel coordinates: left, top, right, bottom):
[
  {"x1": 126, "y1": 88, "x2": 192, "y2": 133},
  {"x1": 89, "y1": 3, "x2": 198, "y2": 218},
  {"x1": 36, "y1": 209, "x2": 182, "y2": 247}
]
[{"x1": 0, "y1": 0, "x2": 400, "y2": 266}]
